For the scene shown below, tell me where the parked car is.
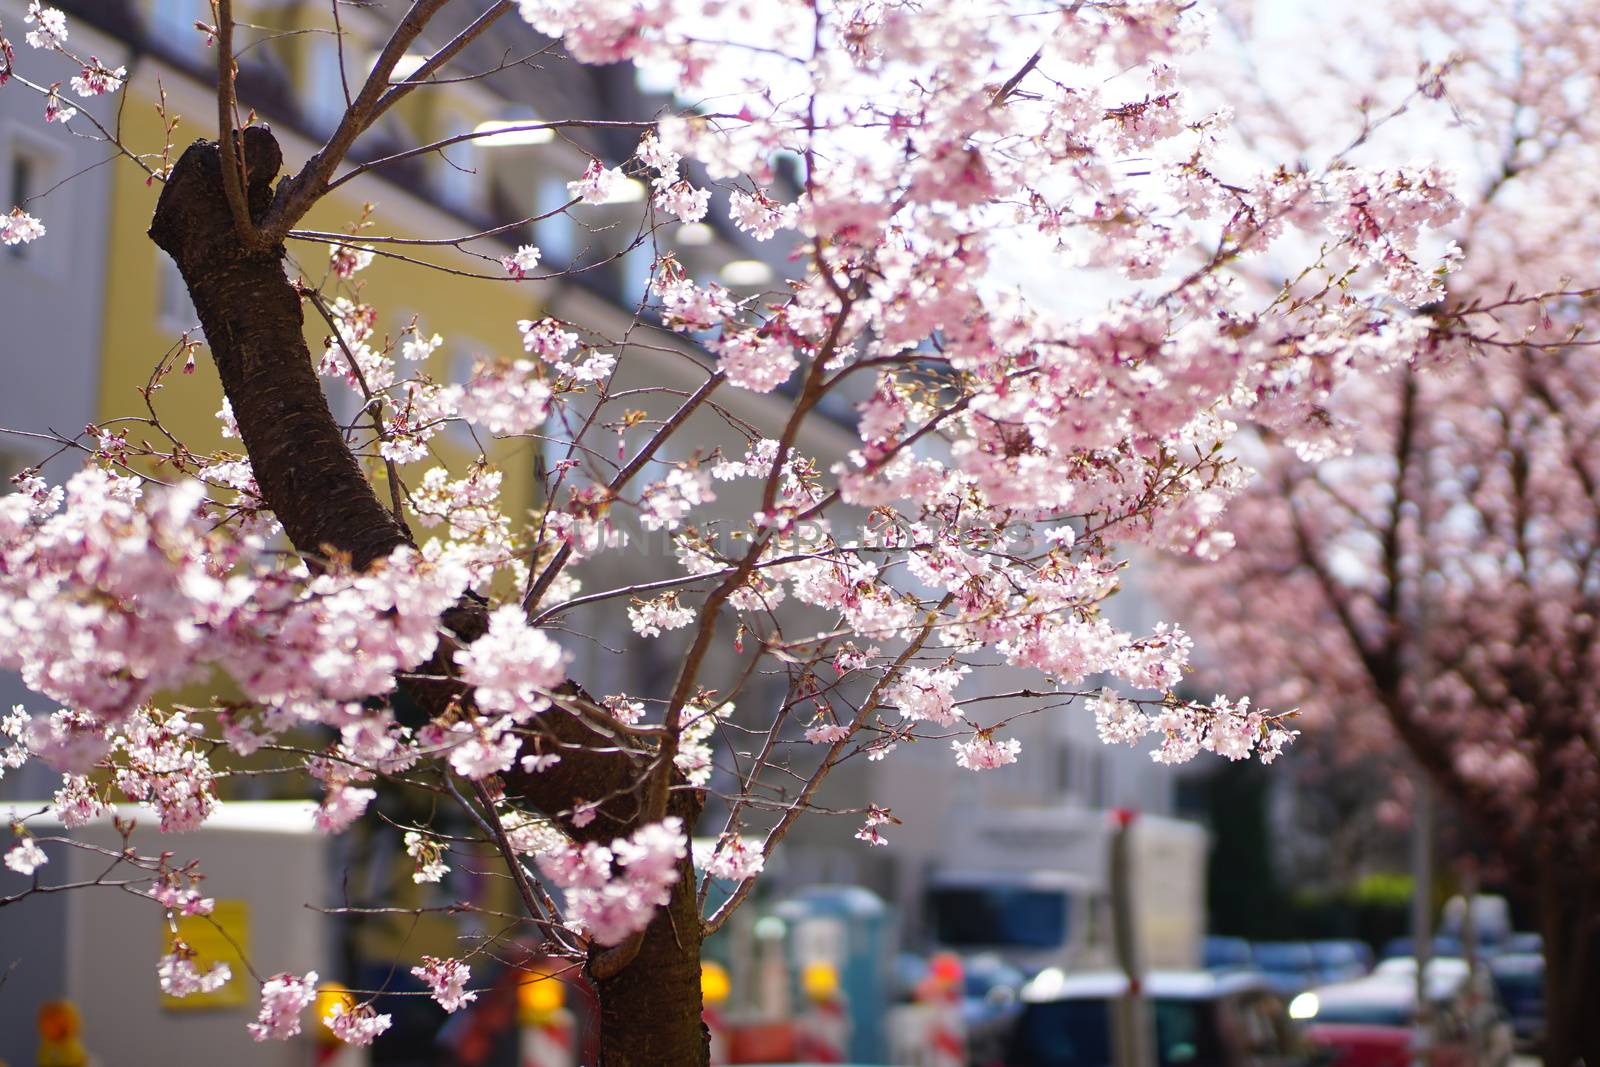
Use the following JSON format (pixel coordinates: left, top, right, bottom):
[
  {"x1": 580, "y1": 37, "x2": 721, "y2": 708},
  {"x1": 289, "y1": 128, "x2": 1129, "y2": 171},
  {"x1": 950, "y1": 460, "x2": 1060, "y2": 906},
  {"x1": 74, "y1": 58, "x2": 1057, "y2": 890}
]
[
  {"x1": 1007, "y1": 968, "x2": 1318, "y2": 1066},
  {"x1": 1309, "y1": 941, "x2": 1373, "y2": 983},
  {"x1": 962, "y1": 953, "x2": 1028, "y2": 1066},
  {"x1": 1379, "y1": 935, "x2": 1462, "y2": 960},
  {"x1": 1288, "y1": 961, "x2": 1513, "y2": 1067},
  {"x1": 1488, "y1": 952, "x2": 1544, "y2": 1050},
  {"x1": 1503, "y1": 932, "x2": 1542, "y2": 955},
  {"x1": 1252, "y1": 942, "x2": 1321, "y2": 997},
  {"x1": 1205, "y1": 936, "x2": 1256, "y2": 972}
]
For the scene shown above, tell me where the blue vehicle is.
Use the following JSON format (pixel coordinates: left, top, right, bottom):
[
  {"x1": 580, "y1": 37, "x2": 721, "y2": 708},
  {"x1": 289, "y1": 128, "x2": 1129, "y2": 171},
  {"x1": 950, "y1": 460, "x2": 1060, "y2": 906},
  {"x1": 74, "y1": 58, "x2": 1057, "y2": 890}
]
[
  {"x1": 1202, "y1": 936, "x2": 1255, "y2": 972},
  {"x1": 1503, "y1": 931, "x2": 1542, "y2": 955},
  {"x1": 1308, "y1": 939, "x2": 1373, "y2": 983},
  {"x1": 1488, "y1": 952, "x2": 1545, "y2": 1050},
  {"x1": 1380, "y1": 935, "x2": 1464, "y2": 960},
  {"x1": 1251, "y1": 941, "x2": 1320, "y2": 997},
  {"x1": 1007, "y1": 969, "x2": 1317, "y2": 1066}
]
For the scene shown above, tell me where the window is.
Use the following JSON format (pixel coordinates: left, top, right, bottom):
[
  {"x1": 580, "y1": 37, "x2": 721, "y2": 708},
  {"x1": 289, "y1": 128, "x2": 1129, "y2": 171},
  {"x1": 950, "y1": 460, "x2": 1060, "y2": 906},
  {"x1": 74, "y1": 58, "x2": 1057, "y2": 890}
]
[
  {"x1": 535, "y1": 177, "x2": 577, "y2": 266},
  {"x1": 158, "y1": 253, "x2": 201, "y2": 334},
  {"x1": 436, "y1": 117, "x2": 480, "y2": 213},
  {"x1": 7, "y1": 151, "x2": 36, "y2": 263},
  {"x1": 304, "y1": 36, "x2": 351, "y2": 135},
  {"x1": 150, "y1": 0, "x2": 206, "y2": 55},
  {"x1": 927, "y1": 885, "x2": 1069, "y2": 950},
  {"x1": 1055, "y1": 741, "x2": 1075, "y2": 795},
  {"x1": 1088, "y1": 750, "x2": 1108, "y2": 808},
  {"x1": 619, "y1": 242, "x2": 654, "y2": 304},
  {"x1": 4, "y1": 134, "x2": 57, "y2": 267}
]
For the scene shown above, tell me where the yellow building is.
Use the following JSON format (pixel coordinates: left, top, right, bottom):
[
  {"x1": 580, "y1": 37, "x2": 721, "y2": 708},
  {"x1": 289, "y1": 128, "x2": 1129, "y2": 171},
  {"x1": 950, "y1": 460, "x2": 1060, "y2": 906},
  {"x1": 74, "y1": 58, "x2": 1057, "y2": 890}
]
[{"x1": 4, "y1": 0, "x2": 768, "y2": 514}]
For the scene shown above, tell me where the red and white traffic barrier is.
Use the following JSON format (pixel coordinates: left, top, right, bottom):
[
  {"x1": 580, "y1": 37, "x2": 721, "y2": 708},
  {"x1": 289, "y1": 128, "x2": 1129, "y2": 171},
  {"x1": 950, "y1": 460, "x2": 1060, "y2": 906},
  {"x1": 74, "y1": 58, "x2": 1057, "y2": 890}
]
[
  {"x1": 794, "y1": 992, "x2": 849, "y2": 1064},
  {"x1": 518, "y1": 970, "x2": 577, "y2": 1067},
  {"x1": 519, "y1": 1008, "x2": 576, "y2": 1067},
  {"x1": 703, "y1": 1002, "x2": 732, "y2": 1065},
  {"x1": 924, "y1": 997, "x2": 966, "y2": 1067},
  {"x1": 793, "y1": 961, "x2": 850, "y2": 1064},
  {"x1": 919, "y1": 952, "x2": 966, "y2": 1067}
]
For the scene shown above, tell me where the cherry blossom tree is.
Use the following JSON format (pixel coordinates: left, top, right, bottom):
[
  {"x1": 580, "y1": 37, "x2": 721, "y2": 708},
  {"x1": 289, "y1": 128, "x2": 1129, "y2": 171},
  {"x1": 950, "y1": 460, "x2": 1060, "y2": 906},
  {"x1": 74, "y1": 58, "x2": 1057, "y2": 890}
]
[
  {"x1": 0, "y1": 0, "x2": 1536, "y2": 1061},
  {"x1": 1165, "y1": 4, "x2": 1600, "y2": 1062}
]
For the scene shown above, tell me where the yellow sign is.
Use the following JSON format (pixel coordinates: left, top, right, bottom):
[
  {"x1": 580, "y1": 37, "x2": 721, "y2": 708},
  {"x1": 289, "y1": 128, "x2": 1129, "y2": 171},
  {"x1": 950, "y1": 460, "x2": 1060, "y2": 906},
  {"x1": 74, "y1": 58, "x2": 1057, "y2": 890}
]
[
  {"x1": 518, "y1": 970, "x2": 566, "y2": 1023},
  {"x1": 801, "y1": 961, "x2": 840, "y2": 1001},
  {"x1": 701, "y1": 961, "x2": 731, "y2": 1005},
  {"x1": 161, "y1": 899, "x2": 250, "y2": 1011}
]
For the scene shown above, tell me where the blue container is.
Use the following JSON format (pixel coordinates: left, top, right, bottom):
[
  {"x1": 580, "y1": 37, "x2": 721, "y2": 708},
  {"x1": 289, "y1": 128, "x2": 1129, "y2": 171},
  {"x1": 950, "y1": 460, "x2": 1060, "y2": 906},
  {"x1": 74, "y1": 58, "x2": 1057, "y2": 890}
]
[{"x1": 774, "y1": 884, "x2": 892, "y2": 1064}]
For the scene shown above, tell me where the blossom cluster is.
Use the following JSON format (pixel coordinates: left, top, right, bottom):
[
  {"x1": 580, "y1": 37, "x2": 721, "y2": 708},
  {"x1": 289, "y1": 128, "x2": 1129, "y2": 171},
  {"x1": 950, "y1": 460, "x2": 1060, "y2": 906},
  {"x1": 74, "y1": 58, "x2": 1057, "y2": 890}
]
[{"x1": 535, "y1": 817, "x2": 688, "y2": 945}]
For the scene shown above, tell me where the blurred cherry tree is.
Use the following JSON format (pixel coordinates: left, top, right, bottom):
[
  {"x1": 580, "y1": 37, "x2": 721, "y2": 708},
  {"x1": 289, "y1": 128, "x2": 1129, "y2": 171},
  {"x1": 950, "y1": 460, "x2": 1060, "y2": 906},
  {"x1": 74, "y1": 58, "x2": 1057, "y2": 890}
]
[{"x1": 1170, "y1": 4, "x2": 1600, "y2": 1062}]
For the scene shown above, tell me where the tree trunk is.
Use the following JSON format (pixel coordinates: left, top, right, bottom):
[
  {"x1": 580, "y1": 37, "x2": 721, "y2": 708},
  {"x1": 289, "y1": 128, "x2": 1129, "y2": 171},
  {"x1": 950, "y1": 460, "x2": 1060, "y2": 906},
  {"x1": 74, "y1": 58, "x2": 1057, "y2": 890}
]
[
  {"x1": 591, "y1": 814, "x2": 709, "y2": 1065},
  {"x1": 149, "y1": 128, "x2": 710, "y2": 1066},
  {"x1": 1539, "y1": 858, "x2": 1600, "y2": 1067}
]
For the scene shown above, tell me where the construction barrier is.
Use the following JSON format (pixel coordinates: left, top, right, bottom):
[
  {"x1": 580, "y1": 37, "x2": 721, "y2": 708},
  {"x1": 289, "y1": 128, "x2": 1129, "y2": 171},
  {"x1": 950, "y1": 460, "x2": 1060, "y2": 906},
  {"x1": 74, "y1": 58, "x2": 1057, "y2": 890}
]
[
  {"x1": 920, "y1": 953, "x2": 966, "y2": 1067},
  {"x1": 36, "y1": 1001, "x2": 87, "y2": 1067},
  {"x1": 518, "y1": 970, "x2": 576, "y2": 1067},
  {"x1": 792, "y1": 962, "x2": 850, "y2": 1064},
  {"x1": 702, "y1": 962, "x2": 732, "y2": 1066}
]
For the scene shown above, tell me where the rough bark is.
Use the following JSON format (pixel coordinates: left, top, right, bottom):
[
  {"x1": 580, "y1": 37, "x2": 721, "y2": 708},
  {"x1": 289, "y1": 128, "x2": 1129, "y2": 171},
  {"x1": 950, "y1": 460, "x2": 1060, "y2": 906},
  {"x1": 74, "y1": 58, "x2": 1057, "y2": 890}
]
[
  {"x1": 149, "y1": 127, "x2": 410, "y2": 570},
  {"x1": 592, "y1": 793, "x2": 708, "y2": 1067},
  {"x1": 1538, "y1": 863, "x2": 1600, "y2": 1067},
  {"x1": 148, "y1": 128, "x2": 710, "y2": 1065}
]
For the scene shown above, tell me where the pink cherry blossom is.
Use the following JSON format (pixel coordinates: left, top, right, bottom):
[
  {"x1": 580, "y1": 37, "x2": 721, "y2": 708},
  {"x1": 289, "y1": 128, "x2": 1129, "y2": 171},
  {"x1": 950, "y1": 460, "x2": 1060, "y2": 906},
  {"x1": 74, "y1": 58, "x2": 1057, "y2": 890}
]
[
  {"x1": 653, "y1": 181, "x2": 710, "y2": 224},
  {"x1": 638, "y1": 468, "x2": 714, "y2": 531},
  {"x1": 158, "y1": 947, "x2": 232, "y2": 998},
  {"x1": 566, "y1": 158, "x2": 626, "y2": 204},
  {"x1": 314, "y1": 783, "x2": 375, "y2": 833},
  {"x1": 535, "y1": 817, "x2": 687, "y2": 945},
  {"x1": 404, "y1": 830, "x2": 449, "y2": 884},
  {"x1": 627, "y1": 595, "x2": 694, "y2": 637},
  {"x1": 411, "y1": 956, "x2": 477, "y2": 1013},
  {"x1": 456, "y1": 358, "x2": 552, "y2": 435},
  {"x1": 710, "y1": 331, "x2": 797, "y2": 393},
  {"x1": 69, "y1": 58, "x2": 125, "y2": 97},
  {"x1": 325, "y1": 1000, "x2": 392, "y2": 1046},
  {"x1": 4, "y1": 837, "x2": 46, "y2": 875},
  {"x1": 952, "y1": 734, "x2": 1021, "y2": 771},
  {"x1": 518, "y1": 318, "x2": 581, "y2": 363},
  {"x1": 43, "y1": 85, "x2": 74, "y2": 123},
  {"x1": 247, "y1": 971, "x2": 318, "y2": 1042},
  {"x1": 327, "y1": 242, "x2": 374, "y2": 278},
  {"x1": 23, "y1": 2, "x2": 66, "y2": 49},
  {"x1": 728, "y1": 191, "x2": 793, "y2": 241},
  {"x1": 500, "y1": 244, "x2": 542, "y2": 279},
  {"x1": 454, "y1": 606, "x2": 568, "y2": 718},
  {"x1": 704, "y1": 834, "x2": 764, "y2": 881}
]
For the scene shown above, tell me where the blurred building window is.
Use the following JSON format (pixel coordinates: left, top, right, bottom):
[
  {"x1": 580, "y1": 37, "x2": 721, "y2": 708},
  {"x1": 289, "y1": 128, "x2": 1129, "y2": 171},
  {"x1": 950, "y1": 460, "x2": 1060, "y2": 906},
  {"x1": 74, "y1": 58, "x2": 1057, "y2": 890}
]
[
  {"x1": 5, "y1": 130, "x2": 61, "y2": 275},
  {"x1": 1055, "y1": 741, "x2": 1074, "y2": 795},
  {"x1": 150, "y1": 0, "x2": 206, "y2": 54},
  {"x1": 304, "y1": 35, "x2": 351, "y2": 135},
  {"x1": 619, "y1": 242, "x2": 654, "y2": 304},
  {"x1": 1088, "y1": 750, "x2": 1108, "y2": 808},
  {"x1": 535, "y1": 177, "x2": 576, "y2": 266},
  {"x1": 436, "y1": 117, "x2": 480, "y2": 213},
  {"x1": 158, "y1": 252, "x2": 201, "y2": 334}
]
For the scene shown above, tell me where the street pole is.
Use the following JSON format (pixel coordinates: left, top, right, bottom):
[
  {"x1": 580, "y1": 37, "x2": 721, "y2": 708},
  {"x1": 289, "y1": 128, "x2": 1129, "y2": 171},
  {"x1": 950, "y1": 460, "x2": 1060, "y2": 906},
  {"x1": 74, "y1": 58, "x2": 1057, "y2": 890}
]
[
  {"x1": 1410, "y1": 776, "x2": 1434, "y2": 1067},
  {"x1": 1460, "y1": 862, "x2": 1480, "y2": 1067},
  {"x1": 1109, "y1": 809, "x2": 1153, "y2": 1067}
]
